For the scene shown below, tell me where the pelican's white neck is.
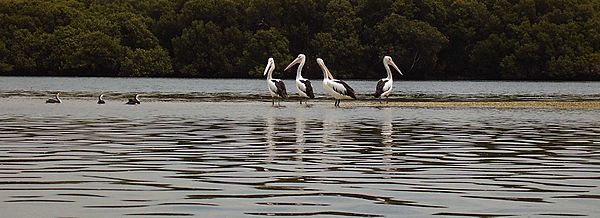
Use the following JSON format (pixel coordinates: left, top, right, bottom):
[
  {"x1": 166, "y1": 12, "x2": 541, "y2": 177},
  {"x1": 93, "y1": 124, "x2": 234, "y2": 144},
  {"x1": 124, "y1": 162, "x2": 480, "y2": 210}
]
[
  {"x1": 318, "y1": 60, "x2": 333, "y2": 80},
  {"x1": 296, "y1": 58, "x2": 305, "y2": 80},
  {"x1": 384, "y1": 59, "x2": 392, "y2": 80},
  {"x1": 267, "y1": 66, "x2": 273, "y2": 80},
  {"x1": 265, "y1": 60, "x2": 275, "y2": 81}
]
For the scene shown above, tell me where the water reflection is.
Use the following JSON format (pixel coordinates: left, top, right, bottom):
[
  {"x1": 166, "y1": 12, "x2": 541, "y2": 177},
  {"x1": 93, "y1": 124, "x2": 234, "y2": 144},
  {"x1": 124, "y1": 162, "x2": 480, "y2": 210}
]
[
  {"x1": 294, "y1": 111, "x2": 306, "y2": 169},
  {"x1": 265, "y1": 115, "x2": 275, "y2": 164},
  {"x1": 380, "y1": 108, "x2": 393, "y2": 177},
  {"x1": 321, "y1": 112, "x2": 343, "y2": 169},
  {"x1": 0, "y1": 105, "x2": 599, "y2": 217}
]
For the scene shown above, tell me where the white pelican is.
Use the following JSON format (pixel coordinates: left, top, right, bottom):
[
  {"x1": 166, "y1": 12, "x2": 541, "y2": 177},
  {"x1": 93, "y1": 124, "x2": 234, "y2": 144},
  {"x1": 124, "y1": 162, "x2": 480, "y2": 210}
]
[
  {"x1": 316, "y1": 58, "x2": 356, "y2": 107},
  {"x1": 374, "y1": 56, "x2": 403, "y2": 103},
  {"x1": 97, "y1": 94, "x2": 106, "y2": 104},
  {"x1": 126, "y1": 94, "x2": 140, "y2": 105},
  {"x1": 263, "y1": 58, "x2": 287, "y2": 106},
  {"x1": 284, "y1": 54, "x2": 314, "y2": 104},
  {"x1": 45, "y1": 92, "x2": 62, "y2": 103}
]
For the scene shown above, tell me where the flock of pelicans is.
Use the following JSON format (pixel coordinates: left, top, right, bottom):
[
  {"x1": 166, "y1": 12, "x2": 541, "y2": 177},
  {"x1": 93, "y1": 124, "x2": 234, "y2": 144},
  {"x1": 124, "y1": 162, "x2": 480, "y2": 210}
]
[
  {"x1": 45, "y1": 54, "x2": 403, "y2": 107},
  {"x1": 264, "y1": 54, "x2": 402, "y2": 107}
]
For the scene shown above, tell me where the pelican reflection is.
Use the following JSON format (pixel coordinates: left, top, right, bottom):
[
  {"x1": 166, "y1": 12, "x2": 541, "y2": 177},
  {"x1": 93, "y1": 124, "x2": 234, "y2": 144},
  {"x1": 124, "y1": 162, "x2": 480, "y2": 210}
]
[
  {"x1": 265, "y1": 116, "x2": 275, "y2": 164},
  {"x1": 294, "y1": 113, "x2": 307, "y2": 173},
  {"x1": 295, "y1": 115, "x2": 305, "y2": 162},
  {"x1": 381, "y1": 108, "x2": 393, "y2": 176}
]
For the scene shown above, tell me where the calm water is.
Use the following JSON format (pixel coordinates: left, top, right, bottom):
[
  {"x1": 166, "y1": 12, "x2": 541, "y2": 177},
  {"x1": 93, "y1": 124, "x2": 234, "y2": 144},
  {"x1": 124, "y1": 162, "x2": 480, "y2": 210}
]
[
  {"x1": 1, "y1": 77, "x2": 599, "y2": 217},
  {"x1": 0, "y1": 98, "x2": 599, "y2": 217},
  {"x1": 1, "y1": 76, "x2": 599, "y2": 100}
]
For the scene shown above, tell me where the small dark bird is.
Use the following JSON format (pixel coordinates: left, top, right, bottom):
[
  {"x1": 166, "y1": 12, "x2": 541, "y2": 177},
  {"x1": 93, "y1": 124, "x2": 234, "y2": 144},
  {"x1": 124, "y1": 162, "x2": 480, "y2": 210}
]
[
  {"x1": 126, "y1": 94, "x2": 140, "y2": 105},
  {"x1": 46, "y1": 92, "x2": 62, "y2": 103},
  {"x1": 97, "y1": 94, "x2": 105, "y2": 104}
]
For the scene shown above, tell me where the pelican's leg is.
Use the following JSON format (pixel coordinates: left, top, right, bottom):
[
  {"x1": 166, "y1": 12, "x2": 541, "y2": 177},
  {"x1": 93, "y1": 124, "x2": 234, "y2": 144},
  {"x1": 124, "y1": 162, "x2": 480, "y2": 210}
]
[
  {"x1": 300, "y1": 99, "x2": 303, "y2": 104},
  {"x1": 272, "y1": 98, "x2": 275, "y2": 106}
]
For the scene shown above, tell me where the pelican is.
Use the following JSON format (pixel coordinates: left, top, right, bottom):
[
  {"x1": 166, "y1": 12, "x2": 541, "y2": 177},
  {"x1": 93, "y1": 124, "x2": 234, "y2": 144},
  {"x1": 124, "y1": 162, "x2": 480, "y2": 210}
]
[
  {"x1": 97, "y1": 94, "x2": 105, "y2": 104},
  {"x1": 45, "y1": 92, "x2": 62, "y2": 103},
  {"x1": 126, "y1": 94, "x2": 140, "y2": 105},
  {"x1": 284, "y1": 54, "x2": 314, "y2": 104},
  {"x1": 264, "y1": 58, "x2": 287, "y2": 106},
  {"x1": 374, "y1": 56, "x2": 403, "y2": 103},
  {"x1": 316, "y1": 58, "x2": 356, "y2": 107}
]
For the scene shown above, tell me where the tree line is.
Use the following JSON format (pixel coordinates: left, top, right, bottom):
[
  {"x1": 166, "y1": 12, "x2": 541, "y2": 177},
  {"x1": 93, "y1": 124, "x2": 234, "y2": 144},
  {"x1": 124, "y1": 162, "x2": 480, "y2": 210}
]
[{"x1": 1, "y1": 0, "x2": 598, "y2": 80}]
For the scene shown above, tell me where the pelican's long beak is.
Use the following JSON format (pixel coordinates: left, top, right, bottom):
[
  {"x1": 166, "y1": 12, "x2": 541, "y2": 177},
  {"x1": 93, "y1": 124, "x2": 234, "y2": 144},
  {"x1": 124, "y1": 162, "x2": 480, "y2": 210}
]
[
  {"x1": 263, "y1": 61, "x2": 272, "y2": 76},
  {"x1": 389, "y1": 60, "x2": 403, "y2": 75},
  {"x1": 317, "y1": 58, "x2": 334, "y2": 80},
  {"x1": 263, "y1": 63, "x2": 271, "y2": 76},
  {"x1": 284, "y1": 56, "x2": 302, "y2": 71},
  {"x1": 317, "y1": 58, "x2": 325, "y2": 75}
]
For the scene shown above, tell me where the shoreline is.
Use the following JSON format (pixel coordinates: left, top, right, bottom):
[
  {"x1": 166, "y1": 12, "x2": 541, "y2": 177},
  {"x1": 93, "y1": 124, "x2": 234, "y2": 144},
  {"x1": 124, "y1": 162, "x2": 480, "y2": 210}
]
[
  {"x1": 3, "y1": 96, "x2": 600, "y2": 109},
  {"x1": 350, "y1": 100, "x2": 600, "y2": 109}
]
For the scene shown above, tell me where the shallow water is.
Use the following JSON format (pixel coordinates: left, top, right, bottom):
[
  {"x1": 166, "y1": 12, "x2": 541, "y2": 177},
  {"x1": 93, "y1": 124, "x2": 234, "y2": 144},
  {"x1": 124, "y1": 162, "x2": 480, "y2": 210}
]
[
  {"x1": 1, "y1": 76, "x2": 599, "y2": 101},
  {"x1": 0, "y1": 99, "x2": 599, "y2": 217}
]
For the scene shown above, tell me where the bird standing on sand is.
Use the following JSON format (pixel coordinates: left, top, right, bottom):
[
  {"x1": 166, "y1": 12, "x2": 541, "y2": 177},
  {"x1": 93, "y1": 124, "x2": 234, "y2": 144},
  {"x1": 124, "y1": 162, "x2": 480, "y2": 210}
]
[
  {"x1": 285, "y1": 54, "x2": 314, "y2": 104},
  {"x1": 374, "y1": 56, "x2": 403, "y2": 103},
  {"x1": 46, "y1": 92, "x2": 62, "y2": 103},
  {"x1": 317, "y1": 58, "x2": 356, "y2": 107},
  {"x1": 264, "y1": 58, "x2": 287, "y2": 106}
]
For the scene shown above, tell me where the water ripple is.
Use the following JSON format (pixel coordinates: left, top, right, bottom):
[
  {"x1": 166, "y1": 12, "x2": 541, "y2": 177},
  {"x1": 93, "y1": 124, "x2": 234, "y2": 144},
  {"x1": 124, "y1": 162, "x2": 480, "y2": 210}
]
[{"x1": 0, "y1": 104, "x2": 599, "y2": 217}]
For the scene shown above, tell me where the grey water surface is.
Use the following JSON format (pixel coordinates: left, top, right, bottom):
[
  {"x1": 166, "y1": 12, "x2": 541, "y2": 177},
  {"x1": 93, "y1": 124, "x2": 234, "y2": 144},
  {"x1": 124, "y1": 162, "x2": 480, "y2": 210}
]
[
  {"x1": 0, "y1": 98, "x2": 599, "y2": 217},
  {"x1": 1, "y1": 76, "x2": 600, "y2": 101}
]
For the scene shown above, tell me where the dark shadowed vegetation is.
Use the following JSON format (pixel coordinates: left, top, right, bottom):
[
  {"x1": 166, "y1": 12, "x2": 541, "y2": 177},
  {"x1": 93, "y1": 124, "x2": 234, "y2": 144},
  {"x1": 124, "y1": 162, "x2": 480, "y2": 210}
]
[{"x1": 0, "y1": 0, "x2": 598, "y2": 80}]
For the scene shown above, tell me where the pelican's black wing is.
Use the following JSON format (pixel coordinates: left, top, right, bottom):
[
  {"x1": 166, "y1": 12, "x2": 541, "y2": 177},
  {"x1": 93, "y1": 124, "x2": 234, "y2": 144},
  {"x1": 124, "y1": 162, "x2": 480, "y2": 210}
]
[
  {"x1": 374, "y1": 79, "x2": 387, "y2": 98},
  {"x1": 273, "y1": 80, "x2": 287, "y2": 98},
  {"x1": 301, "y1": 80, "x2": 315, "y2": 99},
  {"x1": 333, "y1": 80, "x2": 357, "y2": 99}
]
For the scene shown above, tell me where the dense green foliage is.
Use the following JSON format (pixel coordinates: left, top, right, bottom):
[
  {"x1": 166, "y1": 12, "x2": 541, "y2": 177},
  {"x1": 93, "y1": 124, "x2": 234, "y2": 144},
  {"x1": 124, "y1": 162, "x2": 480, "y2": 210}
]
[{"x1": 0, "y1": 0, "x2": 598, "y2": 80}]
